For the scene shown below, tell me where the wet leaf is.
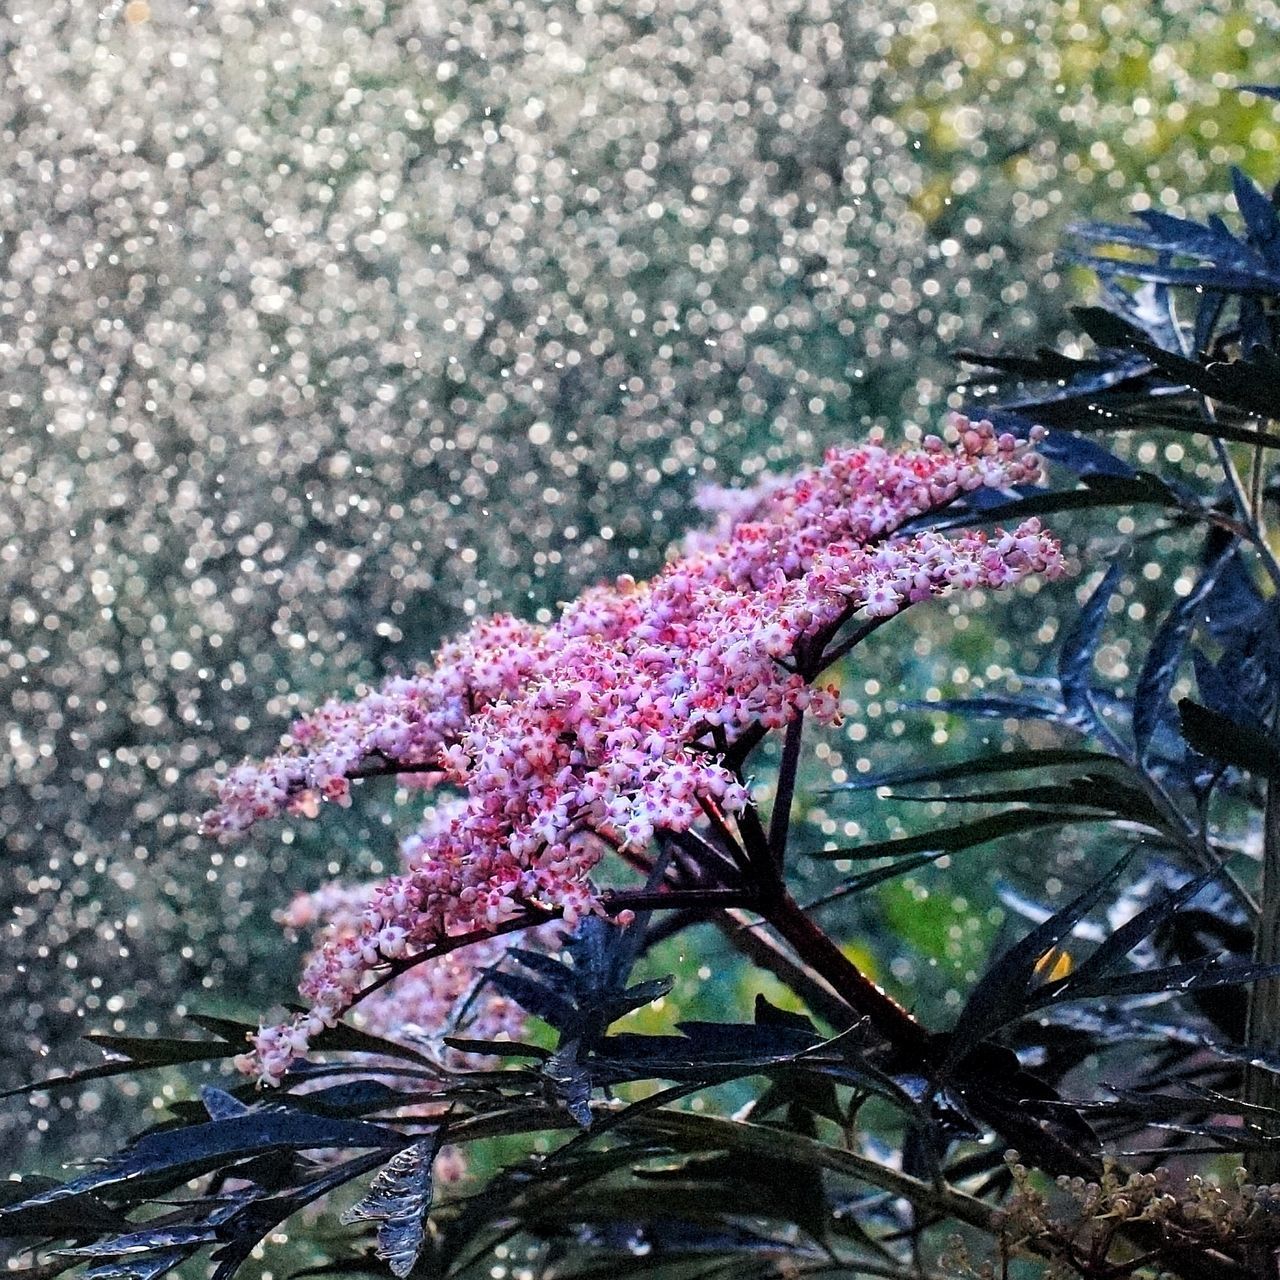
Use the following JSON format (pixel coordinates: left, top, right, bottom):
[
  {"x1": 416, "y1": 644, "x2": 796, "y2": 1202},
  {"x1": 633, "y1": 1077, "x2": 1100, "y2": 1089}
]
[
  {"x1": 1232, "y1": 167, "x2": 1280, "y2": 270},
  {"x1": 945, "y1": 857, "x2": 1132, "y2": 1066},
  {"x1": 828, "y1": 747, "x2": 1114, "y2": 793},
  {"x1": 1133, "y1": 548, "x2": 1234, "y2": 763},
  {"x1": 807, "y1": 808, "x2": 1112, "y2": 863},
  {"x1": 1178, "y1": 699, "x2": 1280, "y2": 781},
  {"x1": 342, "y1": 1134, "x2": 444, "y2": 1279}
]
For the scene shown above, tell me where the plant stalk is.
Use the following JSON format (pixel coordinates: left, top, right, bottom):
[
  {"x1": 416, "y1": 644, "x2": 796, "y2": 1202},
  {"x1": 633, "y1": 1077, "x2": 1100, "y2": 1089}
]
[
  {"x1": 763, "y1": 885, "x2": 931, "y2": 1056},
  {"x1": 769, "y1": 709, "x2": 805, "y2": 868},
  {"x1": 1246, "y1": 777, "x2": 1280, "y2": 1188}
]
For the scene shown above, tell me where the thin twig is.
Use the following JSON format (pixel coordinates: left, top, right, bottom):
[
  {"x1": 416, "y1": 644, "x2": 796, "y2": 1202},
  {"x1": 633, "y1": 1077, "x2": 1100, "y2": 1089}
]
[{"x1": 769, "y1": 709, "x2": 805, "y2": 869}]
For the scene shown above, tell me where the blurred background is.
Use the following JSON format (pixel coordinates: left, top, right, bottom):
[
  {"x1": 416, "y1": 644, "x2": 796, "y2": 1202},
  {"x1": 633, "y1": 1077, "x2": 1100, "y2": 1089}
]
[{"x1": 2, "y1": 0, "x2": 1278, "y2": 1167}]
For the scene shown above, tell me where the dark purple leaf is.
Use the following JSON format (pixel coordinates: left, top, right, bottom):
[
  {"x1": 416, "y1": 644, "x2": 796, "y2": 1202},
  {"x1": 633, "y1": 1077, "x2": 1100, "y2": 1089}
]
[
  {"x1": 543, "y1": 1043, "x2": 594, "y2": 1128},
  {"x1": 0, "y1": 1111, "x2": 405, "y2": 1225},
  {"x1": 805, "y1": 809, "x2": 1108, "y2": 863},
  {"x1": 1070, "y1": 209, "x2": 1261, "y2": 268},
  {"x1": 1133, "y1": 548, "x2": 1234, "y2": 763},
  {"x1": 1178, "y1": 699, "x2": 1280, "y2": 782},
  {"x1": 945, "y1": 857, "x2": 1132, "y2": 1067},
  {"x1": 342, "y1": 1135, "x2": 443, "y2": 1279},
  {"x1": 1232, "y1": 167, "x2": 1280, "y2": 270},
  {"x1": 1058, "y1": 956, "x2": 1280, "y2": 1001},
  {"x1": 829, "y1": 747, "x2": 1116, "y2": 793},
  {"x1": 1066, "y1": 252, "x2": 1280, "y2": 294},
  {"x1": 80, "y1": 1251, "x2": 193, "y2": 1280},
  {"x1": 1058, "y1": 561, "x2": 1124, "y2": 741}
]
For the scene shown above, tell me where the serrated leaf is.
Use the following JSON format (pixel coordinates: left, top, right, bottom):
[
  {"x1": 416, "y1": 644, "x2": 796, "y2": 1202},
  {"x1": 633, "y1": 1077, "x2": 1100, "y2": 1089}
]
[
  {"x1": 1133, "y1": 549, "x2": 1233, "y2": 764},
  {"x1": 288, "y1": 1014, "x2": 438, "y2": 1070},
  {"x1": 1193, "y1": 286, "x2": 1229, "y2": 355},
  {"x1": 1063, "y1": 406, "x2": 1280, "y2": 451},
  {"x1": 1059, "y1": 561, "x2": 1127, "y2": 751},
  {"x1": 1065, "y1": 250, "x2": 1280, "y2": 295},
  {"x1": 440, "y1": 1036, "x2": 549, "y2": 1060},
  {"x1": 342, "y1": 1135, "x2": 443, "y2": 1279},
  {"x1": 80, "y1": 1252, "x2": 192, "y2": 1280},
  {"x1": 1192, "y1": 650, "x2": 1259, "y2": 734},
  {"x1": 543, "y1": 1042, "x2": 594, "y2": 1128},
  {"x1": 1178, "y1": 699, "x2": 1280, "y2": 781},
  {"x1": 950, "y1": 1054, "x2": 1101, "y2": 1176},
  {"x1": 1030, "y1": 427, "x2": 1137, "y2": 478},
  {"x1": 1071, "y1": 208, "x2": 1265, "y2": 271},
  {"x1": 82, "y1": 1032, "x2": 236, "y2": 1065},
  {"x1": 0, "y1": 1176, "x2": 61, "y2": 1209},
  {"x1": 56, "y1": 1225, "x2": 219, "y2": 1260},
  {"x1": 0, "y1": 1111, "x2": 404, "y2": 1225},
  {"x1": 885, "y1": 775, "x2": 1158, "y2": 819},
  {"x1": 502, "y1": 946, "x2": 575, "y2": 982},
  {"x1": 828, "y1": 747, "x2": 1114, "y2": 793},
  {"x1": 201, "y1": 1085, "x2": 253, "y2": 1121},
  {"x1": 437, "y1": 1143, "x2": 668, "y2": 1278},
  {"x1": 806, "y1": 808, "x2": 1109, "y2": 863},
  {"x1": 752, "y1": 995, "x2": 816, "y2": 1033},
  {"x1": 185, "y1": 1013, "x2": 259, "y2": 1043},
  {"x1": 1055, "y1": 956, "x2": 1280, "y2": 1002},
  {"x1": 945, "y1": 857, "x2": 1132, "y2": 1067},
  {"x1": 1068, "y1": 304, "x2": 1148, "y2": 349},
  {"x1": 958, "y1": 347, "x2": 1155, "y2": 408},
  {"x1": 277, "y1": 1079, "x2": 427, "y2": 1118},
  {"x1": 1, "y1": 1036, "x2": 240, "y2": 1101},
  {"x1": 1202, "y1": 553, "x2": 1267, "y2": 648},
  {"x1": 802, "y1": 851, "x2": 947, "y2": 910},
  {"x1": 602, "y1": 1021, "x2": 818, "y2": 1066},
  {"x1": 1131, "y1": 342, "x2": 1280, "y2": 421},
  {"x1": 209, "y1": 1149, "x2": 394, "y2": 1280},
  {"x1": 927, "y1": 473, "x2": 1178, "y2": 533},
  {"x1": 1090, "y1": 278, "x2": 1182, "y2": 352},
  {"x1": 622, "y1": 976, "x2": 676, "y2": 1009},
  {"x1": 908, "y1": 694, "x2": 1073, "y2": 724},
  {"x1": 0, "y1": 1180, "x2": 131, "y2": 1240},
  {"x1": 1232, "y1": 167, "x2": 1280, "y2": 270},
  {"x1": 1032, "y1": 871, "x2": 1217, "y2": 1006},
  {"x1": 486, "y1": 968, "x2": 579, "y2": 1031}
]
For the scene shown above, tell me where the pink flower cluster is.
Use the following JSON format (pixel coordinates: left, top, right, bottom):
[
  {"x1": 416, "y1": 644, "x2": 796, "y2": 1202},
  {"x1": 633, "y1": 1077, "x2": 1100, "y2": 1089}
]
[
  {"x1": 244, "y1": 848, "x2": 554, "y2": 1087},
  {"x1": 206, "y1": 418, "x2": 1064, "y2": 1083}
]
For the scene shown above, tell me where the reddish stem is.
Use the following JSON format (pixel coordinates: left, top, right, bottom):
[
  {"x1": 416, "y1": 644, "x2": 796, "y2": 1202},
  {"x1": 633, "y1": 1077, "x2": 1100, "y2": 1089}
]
[{"x1": 762, "y1": 886, "x2": 931, "y2": 1056}]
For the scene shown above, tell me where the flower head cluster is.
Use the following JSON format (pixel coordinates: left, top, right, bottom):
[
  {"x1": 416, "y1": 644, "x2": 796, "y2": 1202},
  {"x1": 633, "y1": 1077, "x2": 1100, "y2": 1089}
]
[
  {"x1": 246, "y1": 838, "x2": 557, "y2": 1087},
  {"x1": 206, "y1": 419, "x2": 1064, "y2": 1082}
]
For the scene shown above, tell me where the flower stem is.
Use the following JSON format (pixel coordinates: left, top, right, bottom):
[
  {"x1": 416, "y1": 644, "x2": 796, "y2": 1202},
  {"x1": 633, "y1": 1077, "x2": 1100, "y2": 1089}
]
[
  {"x1": 768, "y1": 710, "x2": 805, "y2": 869},
  {"x1": 762, "y1": 885, "x2": 931, "y2": 1056}
]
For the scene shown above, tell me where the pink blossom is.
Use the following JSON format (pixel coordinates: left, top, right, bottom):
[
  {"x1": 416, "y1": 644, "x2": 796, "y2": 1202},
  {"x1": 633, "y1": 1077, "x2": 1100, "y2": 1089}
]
[{"x1": 207, "y1": 418, "x2": 1065, "y2": 1083}]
